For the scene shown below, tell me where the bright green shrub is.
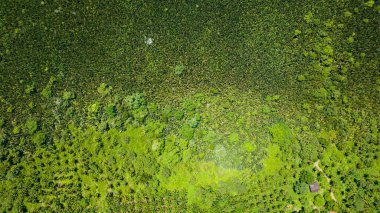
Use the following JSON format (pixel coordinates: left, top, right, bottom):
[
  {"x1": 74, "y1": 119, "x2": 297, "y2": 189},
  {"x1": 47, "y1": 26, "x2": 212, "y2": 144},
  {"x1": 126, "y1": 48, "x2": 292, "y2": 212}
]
[{"x1": 25, "y1": 118, "x2": 38, "y2": 134}]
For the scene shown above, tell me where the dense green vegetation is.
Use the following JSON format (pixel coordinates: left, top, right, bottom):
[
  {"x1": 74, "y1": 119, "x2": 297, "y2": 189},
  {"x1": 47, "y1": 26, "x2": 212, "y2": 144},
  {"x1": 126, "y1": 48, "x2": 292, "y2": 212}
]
[{"x1": 0, "y1": 0, "x2": 379, "y2": 212}]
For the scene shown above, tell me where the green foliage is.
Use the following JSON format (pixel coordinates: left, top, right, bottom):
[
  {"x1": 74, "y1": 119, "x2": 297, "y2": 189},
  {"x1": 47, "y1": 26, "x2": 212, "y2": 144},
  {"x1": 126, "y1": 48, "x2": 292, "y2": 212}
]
[
  {"x1": 0, "y1": 129, "x2": 6, "y2": 146},
  {"x1": 180, "y1": 125, "x2": 194, "y2": 140},
  {"x1": 97, "y1": 83, "x2": 112, "y2": 96},
  {"x1": 344, "y1": 11, "x2": 352, "y2": 17},
  {"x1": 126, "y1": 93, "x2": 146, "y2": 109},
  {"x1": 41, "y1": 76, "x2": 57, "y2": 98},
  {"x1": 318, "y1": 129, "x2": 337, "y2": 148},
  {"x1": 31, "y1": 131, "x2": 46, "y2": 145},
  {"x1": 269, "y1": 123, "x2": 294, "y2": 146},
  {"x1": 302, "y1": 103, "x2": 312, "y2": 113},
  {"x1": 323, "y1": 57, "x2": 334, "y2": 65},
  {"x1": 88, "y1": 102, "x2": 100, "y2": 114},
  {"x1": 229, "y1": 132, "x2": 240, "y2": 144},
  {"x1": 189, "y1": 114, "x2": 201, "y2": 128},
  {"x1": 25, "y1": 118, "x2": 38, "y2": 134},
  {"x1": 174, "y1": 110, "x2": 184, "y2": 120},
  {"x1": 304, "y1": 11, "x2": 313, "y2": 24},
  {"x1": 364, "y1": 0, "x2": 375, "y2": 7},
  {"x1": 131, "y1": 107, "x2": 148, "y2": 122},
  {"x1": 354, "y1": 197, "x2": 365, "y2": 211},
  {"x1": 299, "y1": 170, "x2": 314, "y2": 184},
  {"x1": 62, "y1": 91, "x2": 75, "y2": 100},
  {"x1": 261, "y1": 105, "x2": 271, "y2": 114},
  {"x1": 324, "y1": 19, "x2": 334, "y2": 28},
  {"x1": 342, "y1": 95, "x2": 349, "y2": 104},
  {"x1": 203, "y1": 130, "x2": 221, "y2": 144},
  {"x1": 174, "y1": 64, "x2": 185, "y2": 75},
  {"x1": 376, "y1": 5, "x2": 380, "y2": 13},
  {"x1": 28, "y1": 101, "x2": 35, "y2": 109},
  {"x1": 41, "y1": 87, "x2": 52, "y2": 98},
  {"x1": 297, "y1": 75, "x2": 306, "y2": 81},
  {"x1": 313, "y1": 87, "x2": 328, "y2": 99},
  {"x1": 105, "y1": 104, "x2": 116, "y2": 118},
  {"x1": 263, "y1": 144, "x2": 283, "y2": 175},
  {"x1": 243, "y1": 142, "x2": 254, "y2": 152},
  {"x1": 265, "y1": 95, "x2": 280, "y2": 102},
  {"x1": 12, "y1": 126, "x2": 20, "y2": 134},
  {"x1": 6, "y1": 105, "x2": 14, "y2": 113},
  {"x1": 147, "y1": 102, "x2": 158, "y2": 114},
  {"x1": 323, "y1": 45, "x2": 334, "y2": 56},
  {"x1": 314, "y1": 194, "x2": 325, "y2": 207},
  {"x1": 347, "y1": 36, "x2": 354, "y2": 43},
  {"x1": 0, "y1": 1, "x2": 379, "y2": 212},
  {"x1": 25, "y1": 84, "x2": 36, "y2": 94},
  {"x1": 294, "y1": 182, "x2": 310, "y2": 194}
]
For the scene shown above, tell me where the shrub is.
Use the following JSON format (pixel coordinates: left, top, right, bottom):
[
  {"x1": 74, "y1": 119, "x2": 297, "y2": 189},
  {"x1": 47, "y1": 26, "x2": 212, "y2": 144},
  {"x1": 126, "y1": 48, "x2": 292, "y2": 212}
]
[
  {"x1": 189, "y1": 114, "x2": 201, "y2": 128},
  {"x1": 304, "y1": 11, "x2": 313, "y2": 24},
  {"x1": 314, "y1": 88, "x2": 328, "y2": 99},
  {"x1": 41, "y1": 87, "x2": 52, "y2": 98},
  {"x1": 25, "y1": 118, "x2": 38, "y2": 134},
  {"x1": 25, "y1": 84, "x2": 36, "y2": 94},
  {"x1": 299, "y1": 170, "x2": 314, "y2": 184},
  {"x1": 126, "y1": 93, "x2": 146, "y2": 109},
  {"x1": 32, "y1": 131, "x2": 46, "y2": 146},
  {"x1": 62, "y1": 91, "x2": 75, "y2": 100},
  {"x1": 174, "y1": 64, "x2": 185, "y2": 75},
  {"x1": 314, "y1": 194, "x2": 325, "y2": 206},
  {"x1": 294, "y1": 182, "x2": 309, "y2": 194},
  {"x1": 180, "y1": 125, "x2": 194, "y2": 140},
  {"x1": 97, "y1": 83, "x2": 112, "y2": 96},
  {"x1": 297, "y1": 75, "x2": 306, "y2": 81},
  {"x1": 105, "y1": 104, "x2": 116, "y2": 118},
  {"x1": 323, "y1": 45, "x2": 334, "y2": 56},
  {"x1": 229, "y1": 133, "x2": 239, "y2": 144}
]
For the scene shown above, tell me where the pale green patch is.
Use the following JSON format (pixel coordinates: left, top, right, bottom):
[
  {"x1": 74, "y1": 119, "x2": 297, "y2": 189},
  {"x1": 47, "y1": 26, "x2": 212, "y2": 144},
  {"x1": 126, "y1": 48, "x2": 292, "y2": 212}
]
[
  {"x1": 262, "y1": 144, "x2": 283, "y2": 175},
  {"x1": 243, "y1": 141, "x2": 254, "y2": 152},
  {"x1": 229, "y1": 132, "x2": 240, "y2": 144},
  {"x1": 161, "y1": 161, "x2": 244, "y2": 190},
  {"x1": 159, "y1": 161, "x2": 249, "y2": 208}
]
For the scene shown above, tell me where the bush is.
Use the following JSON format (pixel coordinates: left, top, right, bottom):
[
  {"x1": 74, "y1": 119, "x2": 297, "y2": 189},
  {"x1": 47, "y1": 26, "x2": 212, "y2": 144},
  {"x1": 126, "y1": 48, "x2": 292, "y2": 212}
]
[
  {"x1": 299, "y1": 170, "x2": 314, "y2": 184},
  {"x1": 174, "y1": 64, "x2": 185, "y2": 75},
  {"x1": 314, "y1": 194, "x2": 325, "y2": 207},
  {"x1": 126, "y1": 93, "x2": 146, "y2": 109},
  {"x1": 62, "y1": 91, "x2": 75, "y2": 100},
  {"x1": 294, "y1": 182, "x2": 309, "y2": 194},
  {"x1": 25, "y1": 118, "x2": 38, "y2": 134},
  {"x1": 97, "y1": 83, "x2": 112, "y2": 96},
  {"x1": 180, "y1": 125, "x2": 194, "y2": 140},
  {"x1": 32, "y1": 131, "x2": 46, "y2": 146}
]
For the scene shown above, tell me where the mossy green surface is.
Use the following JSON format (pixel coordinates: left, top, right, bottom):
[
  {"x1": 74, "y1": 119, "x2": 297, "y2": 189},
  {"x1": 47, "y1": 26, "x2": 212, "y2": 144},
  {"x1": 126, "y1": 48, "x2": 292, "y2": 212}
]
[{"x1": 0, "y1": 0, "x2": 379, "y2": 212}]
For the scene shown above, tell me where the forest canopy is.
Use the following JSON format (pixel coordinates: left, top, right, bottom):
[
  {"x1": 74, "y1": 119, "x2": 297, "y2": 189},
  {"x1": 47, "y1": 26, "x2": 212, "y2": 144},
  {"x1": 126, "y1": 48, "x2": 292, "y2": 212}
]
[{"x1": 0, "y1": 0, "x2": 379, "y2": 212}]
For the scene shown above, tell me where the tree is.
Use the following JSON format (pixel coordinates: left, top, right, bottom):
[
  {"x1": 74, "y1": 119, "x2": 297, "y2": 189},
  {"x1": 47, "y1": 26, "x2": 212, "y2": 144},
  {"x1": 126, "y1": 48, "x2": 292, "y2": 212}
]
[
  {"x1": 299, "y1": 170, "x2": 314, "y2": 184},
  {"x1": 294, "y1": 182, "x2": 309, "y2": 194},
  {"x1": 314, "y1": 194, "x2": 325, "y2": 207},
  {"x1": 354, "y1": 197, "x2": 365, "y2": 212}
]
